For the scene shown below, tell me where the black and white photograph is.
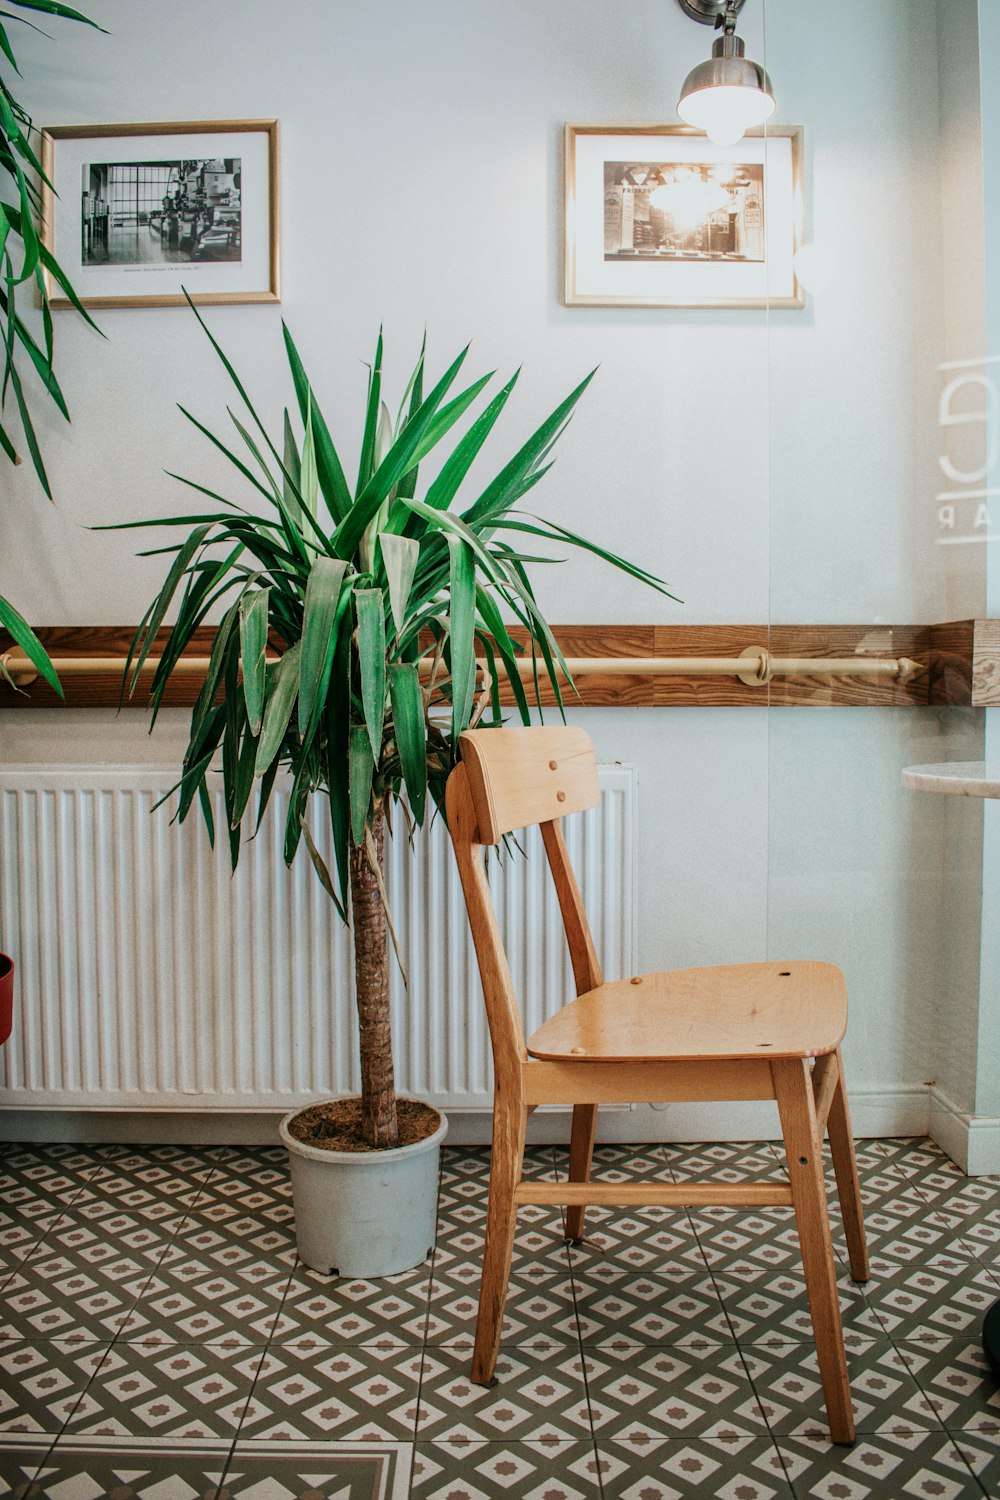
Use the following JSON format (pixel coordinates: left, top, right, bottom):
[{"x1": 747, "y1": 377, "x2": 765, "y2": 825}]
[
  {"x1": 565, "y1": 124, "x2": 803, "y2": 309},
  {"x1": 41, "y1": 120, "x2": 279, "y2": 307},
  {"x1": 603, "y1": 160, "x2": 765, "y2": 263},
  {"x1": 81, "y1": 157, "x2": 242, "y2": 267}
]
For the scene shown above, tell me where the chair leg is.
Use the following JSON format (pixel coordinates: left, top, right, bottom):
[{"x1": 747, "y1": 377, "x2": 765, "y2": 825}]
[
  {"x1": 471, "y1": 1099, "x2": 527, "y2": 1386},
  {"x1": 773, "y1": 1058, "x2": 856, "y2": 1446},
  {"x1": 826, "y1": 1048, "x2": 870, "y2": 1283},
  {"x1": 565, "y1": 1103, "x2": 598, "y2": 1243}
]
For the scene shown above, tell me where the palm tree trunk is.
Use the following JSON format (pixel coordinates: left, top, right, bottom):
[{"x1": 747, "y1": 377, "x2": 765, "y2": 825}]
[{"x1": 349, "y1": 802, "x2": 399, "y2": 1149}]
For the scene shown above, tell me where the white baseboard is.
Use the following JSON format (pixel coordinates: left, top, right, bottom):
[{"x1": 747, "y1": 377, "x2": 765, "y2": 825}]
[
  {"x1": 929, "y1": 1085, "x2": 1000, "y2": 1174},
  {"x1": 0, "y1": 1085, "x2": 935, "y2": 1151}
]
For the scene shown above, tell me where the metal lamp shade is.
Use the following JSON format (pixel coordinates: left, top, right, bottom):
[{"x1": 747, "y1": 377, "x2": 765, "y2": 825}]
[{"x1": 677, "y1": 38, "x2": 775, "y2": 146}]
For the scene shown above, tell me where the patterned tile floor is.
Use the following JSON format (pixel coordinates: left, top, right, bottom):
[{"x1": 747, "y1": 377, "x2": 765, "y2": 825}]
[{"x1": 1, "y1": 1135, "x2": 999, "y2": 1498}]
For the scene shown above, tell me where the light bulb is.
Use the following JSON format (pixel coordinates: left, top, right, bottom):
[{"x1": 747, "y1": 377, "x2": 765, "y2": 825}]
[{"x1": 677, "y1": 83, "x2": 775, "y2": 147}]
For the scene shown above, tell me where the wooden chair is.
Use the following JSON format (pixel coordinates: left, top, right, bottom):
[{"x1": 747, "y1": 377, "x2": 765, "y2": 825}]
[{"x1": 445, "y1": 724, "x2": 870, "y2": 1446}]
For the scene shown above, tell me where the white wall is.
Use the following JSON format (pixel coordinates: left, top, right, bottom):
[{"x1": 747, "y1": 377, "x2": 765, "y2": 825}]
[{"x1": 0, "y1": 0, "x2": 990, "y2": 1147}]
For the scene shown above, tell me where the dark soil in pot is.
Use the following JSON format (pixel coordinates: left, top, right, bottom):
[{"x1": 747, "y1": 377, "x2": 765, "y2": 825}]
[{"x1": 286, "y1": 1096, "x2": 441, "y2": 1152}]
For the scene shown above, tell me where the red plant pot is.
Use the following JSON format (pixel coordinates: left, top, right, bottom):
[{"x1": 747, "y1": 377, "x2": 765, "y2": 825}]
[{"x1": 0, "y1": 953, "x2": 13, "y2": 1047}]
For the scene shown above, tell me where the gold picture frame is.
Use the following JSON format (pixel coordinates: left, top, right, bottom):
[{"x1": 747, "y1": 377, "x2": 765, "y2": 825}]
[
  {"x1": 40, "y1": 118, "x2": 280, "y2": 309},
  {"x1": 564, "y1": 123, "x2": 804, "y2": 310}
]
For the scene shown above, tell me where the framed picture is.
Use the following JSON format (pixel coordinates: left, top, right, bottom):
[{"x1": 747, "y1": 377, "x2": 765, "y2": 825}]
[
  {"x1": 564, "y1": 124, "x2": 804, "y2": 310},
  {"x1": 40, "y1": 119, "x2": 280, "y2": 308}
]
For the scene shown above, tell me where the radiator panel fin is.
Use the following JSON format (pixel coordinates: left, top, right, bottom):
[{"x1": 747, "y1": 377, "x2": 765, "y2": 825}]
[{"x1": 0, "y1": 767, "x2": 635, "y2": 1111}]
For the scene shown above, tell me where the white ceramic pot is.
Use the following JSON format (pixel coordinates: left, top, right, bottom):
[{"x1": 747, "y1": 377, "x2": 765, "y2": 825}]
[{"x1": 279, "y1": 1101, "x2": 448, "y2": 1277}]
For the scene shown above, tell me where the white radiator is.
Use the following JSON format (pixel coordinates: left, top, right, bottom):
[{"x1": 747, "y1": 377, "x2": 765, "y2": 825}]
[{"x1": 0, "y1": 766, "x2": 636, "y2": 1113}]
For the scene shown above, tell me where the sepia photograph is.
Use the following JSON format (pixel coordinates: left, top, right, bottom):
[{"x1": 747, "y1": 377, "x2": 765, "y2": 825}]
[
  {"x1": 81, "y1": 157, "x2": 243, "y2": 267},
  {"x1": 565, "y1": 124, "x2": 803, "y2": 309},
  {"x1": 603, "y1": 160, "x2": 764, "y2": 263},
  {"x1": 41, "y1": 119, "x2": 279, "y2": 307}
]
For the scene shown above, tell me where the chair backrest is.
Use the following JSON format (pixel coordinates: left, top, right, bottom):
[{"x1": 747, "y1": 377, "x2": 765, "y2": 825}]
[
  {"x1": 445, "y1": 727, "x2": 605, "y2": 1078},
  {"x1": 459, "y1": 725, "x2": 601, "y2": 843}
]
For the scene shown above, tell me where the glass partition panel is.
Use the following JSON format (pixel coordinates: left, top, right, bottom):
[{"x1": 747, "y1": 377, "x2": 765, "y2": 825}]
[{"x1": 764, "y1": 0, "x2": 988, "y2": 1154}]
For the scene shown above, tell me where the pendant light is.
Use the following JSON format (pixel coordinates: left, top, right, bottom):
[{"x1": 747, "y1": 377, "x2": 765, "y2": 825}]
[{"x1": 676, "y1": 0, "x2": 775, "y2": 148}]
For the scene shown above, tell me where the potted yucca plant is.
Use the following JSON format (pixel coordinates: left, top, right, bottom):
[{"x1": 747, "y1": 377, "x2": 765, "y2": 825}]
[{"x1": 120, "y1": 296, "x2": 670, "y2": 1276}]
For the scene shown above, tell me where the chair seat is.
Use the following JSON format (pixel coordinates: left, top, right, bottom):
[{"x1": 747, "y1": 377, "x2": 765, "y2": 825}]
[{"x1": 526, "y1": 960, "x2": 847, "y2": 1063}]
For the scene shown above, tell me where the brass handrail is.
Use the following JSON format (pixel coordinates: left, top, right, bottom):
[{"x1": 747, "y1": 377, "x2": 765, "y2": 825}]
[{"x1": 0, "y1": 645, "x2": 925, "y2": 690}]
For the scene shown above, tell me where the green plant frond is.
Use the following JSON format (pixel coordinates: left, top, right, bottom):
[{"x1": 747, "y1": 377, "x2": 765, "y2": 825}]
[
  {"x1": 124, "y1": 524, "x2": 212, "y2": 696},
  {"x1": 298, "y1": 556, "x2": 349, "y2": 736},
  {"x1": 0, "y1": 22, "x2": 21, "y2": 69},
  {"x1": 395, "y1": 329, "x2": 425, "y2": 434},
  {"x1": 6, "y1": 354, "x2": 49, "y2": 493},
  {"x1": 445, "y1": 533, "x2": 476, "y2": 740},
  {"x1": 402, "y1": 498, "x2": 506, "y2": 588},
  {"x1": 332, "y1": 341, "x2": 470, "y2": 561},
  {"x1": 388, "y1": 662, "x2": 426, "y2": 825},
  {"x1": 6, "y1": 0, "x2": 106, "y2": 30},
  {"x1": 299, "y1": 394, "x2": 320, "y2": 524},
  {"x1": 0, "y1": 281, "x2": 68, "y2": 415},
  {"x1": 463, "y1": 369, "x2": 596, "y2": 527},
  {"x1": 501, "y1": 558, "x2": 571, "y2": 718},
  {"x1": 254, "y1": 638, "x2": 301, "y2": 777},
  {"x1": 418, "y1": 370, "x2": 520, "y2": 520},
  {"x1": 500, "y1": 515, "x2": 680, "y2": 601},
  {"x1": 348, "y1": 722, "x2": 375, "y2": 845},
  {"x1": 355, "y1": 586, "x2": 387, "y2": 760},
  {"x1": 356, "y1": 328, "x2": 384, "y2": 497},
  {"x1": 473, "y1": 584, "x2": 532, "y2": 724},
  {"x1": 402, "y1": 370, "x2": 493, "y2": 475},
  {"x1": 239, "y1": 587, "x2": 270, "y2": 736},
  {"x1": 300, "y1": 816, "x2": 347, "y2": 922},
  {"x1": 282, "y1": 321, "x2": 352, "y2": 524},
  {"x1": 188, "y1": 598, "x2": 242, "y2": 750},
  {"x1": 147, "y1": 544, "x2": 249, "y2": 725},
  {"x1": 177, "y1": 404, "x2": 282, "y2": 508},
  {"x1": 282, "y1": 408, "x2": 302, "y2": 507},
  {"x1": 378, "y1": 532, "x2": 420, "y2": 635},
  {"x1": 0, "y1": 592, "x2": 62, "y2": 694}
]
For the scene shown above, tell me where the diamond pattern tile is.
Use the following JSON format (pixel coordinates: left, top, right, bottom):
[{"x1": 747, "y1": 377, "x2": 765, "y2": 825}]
[
  {"x1": 273, "y1": 1264, "x2": 431, "y2": 1346},
  {"x1": 63, "y1": 1338, "x2": 266, "y2": 1438},
  {"x1": 740, "y1": 1336, "x2": 941, "y2": 1438},
  {"x1": 775, "y1": 1429, "x2": 986, "y2": 1499},
  {"x1": 595, "y1": 1434, "x2": 796, "y2": 1499},
  {"x1": 895, "y1": 1337, "x2": 1000, "y2": 1434},
  {"x1": 426, "y1": 1267, "x2": 580, "y2": 1346},
  {"x1": 0, "y1": 1146, "x2": 101, "y2": 1278},
  {"x1": 416, "y1": 1343, "x2": 593, "y2": 1444},
  {"x1": 859, "y1": 1254, "x2": 1000, "y2": 1342},
  {"x1": 0, "y1": 1338, "x2": 112, "y2": 1435},
  {"x1": 568, "y1": 1205, "x2": 708, "y2": 1277},
  {"x1": 711, "y1": 1264, "x2": 887, "y2": 1345},
  {"x1": 238, "y1": 1342, "x2": 423, "y2": 1441},
  {"x1": 572, "y1": 1267, "x2": 733, "y2": 1345},
  {"x1": 0, "y1": 1136, "x2": 997, "y2": 1500},
  {"x1": 0, "y1": 1256, "x2": 151, "y2": 1343},
  {"x1": 584, "y1": 1341, "x2": 768, "y2": 1441},
  {"x1": 951, "y1": 1431, "x2": 1000, "y2": 1498}
]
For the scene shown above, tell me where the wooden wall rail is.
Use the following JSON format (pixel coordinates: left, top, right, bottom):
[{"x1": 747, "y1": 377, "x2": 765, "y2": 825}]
[{"x1": 1, "y1": 621, "x2": 997, "y2": 709}]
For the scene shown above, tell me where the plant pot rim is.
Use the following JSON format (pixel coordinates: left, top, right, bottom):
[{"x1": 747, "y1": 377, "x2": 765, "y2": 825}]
[
  {"x1": 279, "y1": 1097, "x2": 448, "y2": 1165},
  {"x1": 0, "y1": 953, "x2": 11, "y2": 978}
]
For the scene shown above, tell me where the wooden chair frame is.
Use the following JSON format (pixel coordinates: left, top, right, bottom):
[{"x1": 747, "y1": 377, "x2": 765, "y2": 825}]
[{"x1": 445, "y1": 727, "x2": 870, "y2": 1446}]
